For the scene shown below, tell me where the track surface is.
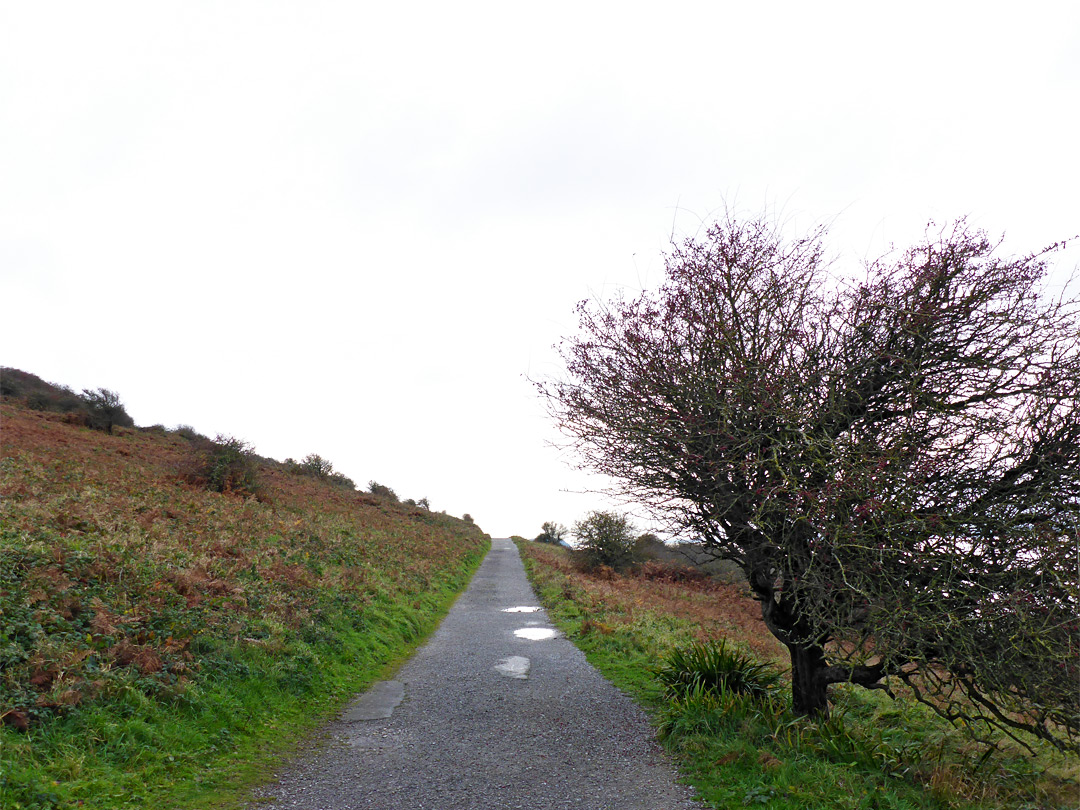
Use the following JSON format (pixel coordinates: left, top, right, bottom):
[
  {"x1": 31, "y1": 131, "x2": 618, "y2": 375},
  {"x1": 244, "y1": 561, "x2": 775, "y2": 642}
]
[{"x1": 251, "y1": 538, "x2": 698, "y2": 809}]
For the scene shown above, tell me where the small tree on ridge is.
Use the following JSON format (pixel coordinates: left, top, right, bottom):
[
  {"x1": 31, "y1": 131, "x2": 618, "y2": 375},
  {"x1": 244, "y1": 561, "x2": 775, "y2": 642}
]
[{"x1": 535, "y1": 521, "x2": 568, "y2": 545}]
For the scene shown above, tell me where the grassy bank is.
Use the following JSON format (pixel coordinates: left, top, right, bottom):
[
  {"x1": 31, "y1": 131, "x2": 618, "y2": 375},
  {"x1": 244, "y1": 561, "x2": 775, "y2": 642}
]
[
  {"x1": 0, "y1": 404, "x2": 489, "y2": 809},
  {"x1": 517, "y1": 541, "x2": 1078, "y2": 810}
]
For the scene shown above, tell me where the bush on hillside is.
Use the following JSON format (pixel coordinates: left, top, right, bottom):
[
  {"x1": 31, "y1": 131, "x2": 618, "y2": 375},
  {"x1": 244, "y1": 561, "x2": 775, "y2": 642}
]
[
  {"x1": 1, "y1": 368, "x2": 83, "y2": 413},
  {"x1": 634, "y1": 559, "x2": 716, "y2": 589},
  {"x1": 367, "y1": 481, "x2": 398, "y2": 501},
  {"x1": 178, "y1": 434, "x2": 260, "y2": 497},
  {"x1": 284, "y1": 454, "x2": 357, "y2": 490},
  {"x1": 0, "y1": 370, "x2": 134, "y2": 434},
  {"x1": 633, "y1": 532, "x2": 664, "y2": 556},
  {"x1": 173, "y1": 424, "x2": 208, "y2": 442},
  {"x1": 80, "y1": 388, "x2": 135, "y2": 434},
  {"x1": 28, "y1": 387, "x2": 85, "y2": 414},
  {"x1": 326, "y1": 472, "x2": 357, "y2": 490}
]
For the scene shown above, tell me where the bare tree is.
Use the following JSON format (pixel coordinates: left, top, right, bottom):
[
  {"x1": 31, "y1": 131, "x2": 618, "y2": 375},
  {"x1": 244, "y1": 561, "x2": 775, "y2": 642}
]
[{"x1": 539, "y1": 213, "x2": 1079, "y2": 752}]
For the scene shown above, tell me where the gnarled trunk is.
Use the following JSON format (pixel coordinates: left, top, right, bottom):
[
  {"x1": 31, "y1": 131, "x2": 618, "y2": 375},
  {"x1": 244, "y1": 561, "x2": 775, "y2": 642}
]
[{"x1": 788, "y1": 642, "x2": 830, "y2": 717}]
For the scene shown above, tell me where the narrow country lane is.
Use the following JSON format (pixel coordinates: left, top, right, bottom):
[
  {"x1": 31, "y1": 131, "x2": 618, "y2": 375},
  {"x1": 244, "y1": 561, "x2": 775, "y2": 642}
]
[{"x1": 249, "y1": 538, "x2": 699, "y2": 809}]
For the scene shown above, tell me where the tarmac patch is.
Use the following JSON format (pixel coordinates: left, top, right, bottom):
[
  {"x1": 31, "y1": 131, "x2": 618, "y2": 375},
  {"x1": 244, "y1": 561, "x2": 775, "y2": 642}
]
[{"x1": 342, "y1": 680, "x2": 405, "y2": 721}]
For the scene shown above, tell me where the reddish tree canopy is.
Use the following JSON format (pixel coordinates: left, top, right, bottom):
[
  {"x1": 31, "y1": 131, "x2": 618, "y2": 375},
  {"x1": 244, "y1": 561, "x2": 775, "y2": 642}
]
[{"x1": 540, "y1": 214, "x2": 1079, "y2": 752}]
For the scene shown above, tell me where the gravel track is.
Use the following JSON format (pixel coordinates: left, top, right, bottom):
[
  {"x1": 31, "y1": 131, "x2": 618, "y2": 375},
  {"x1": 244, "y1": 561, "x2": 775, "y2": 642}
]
[{"x1": 250, "y1": 538, "x2": 699, "y2": 809}]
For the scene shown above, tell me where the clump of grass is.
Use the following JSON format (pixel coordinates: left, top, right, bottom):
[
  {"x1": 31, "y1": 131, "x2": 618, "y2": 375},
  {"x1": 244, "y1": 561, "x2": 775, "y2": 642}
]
[{"x1": 656, "y1": 639, "x2": 782, "y2": 701}]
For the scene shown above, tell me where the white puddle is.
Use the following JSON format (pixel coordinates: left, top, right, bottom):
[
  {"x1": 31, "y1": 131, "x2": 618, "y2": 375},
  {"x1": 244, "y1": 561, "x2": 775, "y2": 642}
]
[
  {"x1": 502, "y1": 606, "x2": 541, "y2": 613},
  {"x1": 495, "y1": 655, "x2": 531, "y2": 679},
  {"x1": 514, "y1": 627, "x2": 557, "y2": 641}
]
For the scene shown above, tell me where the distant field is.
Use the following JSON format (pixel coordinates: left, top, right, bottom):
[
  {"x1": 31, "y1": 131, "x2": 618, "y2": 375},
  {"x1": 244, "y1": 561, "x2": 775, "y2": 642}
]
[
  {"x1": 0, "y1": 402, "x2": 489, "y2": 809},
  {"x1": 518, "y1": 540, "x2": 1079, "y2": 810}
]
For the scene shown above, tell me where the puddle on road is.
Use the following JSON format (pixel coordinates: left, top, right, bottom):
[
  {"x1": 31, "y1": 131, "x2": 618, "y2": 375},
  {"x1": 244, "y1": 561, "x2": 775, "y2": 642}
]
[
  {"x1": 514, "y1": 627, "x2": 557, "y2": 641},
  {"x1": 502, "y1": 606, "x2": 541, "y2": 613},
  {"x1": 495, "y1": 655, "x2": 530, "y2": 679}
]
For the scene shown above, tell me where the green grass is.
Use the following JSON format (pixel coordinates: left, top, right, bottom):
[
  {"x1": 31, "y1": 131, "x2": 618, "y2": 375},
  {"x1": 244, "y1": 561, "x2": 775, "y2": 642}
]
[
  {"x1": 1, "y1": 562, "x2": 484, "y2": 809},
  {"x1": 517, "y1": 540, "x2": 1079, "y2": 810}
]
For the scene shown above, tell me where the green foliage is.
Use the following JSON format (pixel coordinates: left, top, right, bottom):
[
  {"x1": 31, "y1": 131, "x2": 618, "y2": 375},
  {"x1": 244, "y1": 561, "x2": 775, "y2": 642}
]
[
  {"x1": 462, "y1": 513, "x2": 474, "y2": 524},
  {"x1": 298, "y1": 452, "x2": 335, "y2": 477},
  {"x1": 1, "y1": 368, "x2": 83, "y2": 413},
  {"x1": 633, "y1": 532, "x2": 668, "y2": 562},
  {"x1": 285, "y1": 453, "x2": 356, "y2": 490},
  {"x1": 79, "y1": 388, "x2": 134, "y2": 434},
  {"x1": 171, "y1": 424, "x2": 207, "y2": 442},
  {"x1": 572, "y1": 510, "x2": 636, "y2": 571},
  {"x1": 179, "y1": 434, "x2": 260, "y2": 496},
  {"x1": 367, "y1": 481, "x2": 398, "y2": 501},
  {"x1": 535, "y1": 521, "x2": 568, "y2": 545},
  {"x1": 0, "y1": 370, "x2": 135, "y2": 434},
  {"x1": 656, "y1": 639, "x2": 782, "y2": 701}
]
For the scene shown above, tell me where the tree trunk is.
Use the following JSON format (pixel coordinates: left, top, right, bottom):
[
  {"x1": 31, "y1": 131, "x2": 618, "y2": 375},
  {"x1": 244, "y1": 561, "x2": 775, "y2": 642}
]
[{"x1": 788, "y1": 643, "x2": 830, "y2": 717}]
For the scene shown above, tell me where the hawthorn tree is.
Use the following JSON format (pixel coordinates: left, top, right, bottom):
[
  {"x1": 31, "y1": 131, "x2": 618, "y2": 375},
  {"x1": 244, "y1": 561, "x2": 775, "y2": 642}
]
[
  {"x1": 539, "y1": 213, "x2": 1079, "y2": 752},
  {"x1": 80, "y1": 387, "x2": 134, "y2": 434},
  {"x1": 573, "y1": 510, "x2": 637, "y2": 572}
]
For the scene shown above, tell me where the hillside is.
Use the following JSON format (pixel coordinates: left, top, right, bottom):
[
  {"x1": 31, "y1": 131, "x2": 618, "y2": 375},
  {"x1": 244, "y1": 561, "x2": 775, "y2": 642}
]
[{"x1": 0, "y1": 389, "x2": 489, "y2": 809}]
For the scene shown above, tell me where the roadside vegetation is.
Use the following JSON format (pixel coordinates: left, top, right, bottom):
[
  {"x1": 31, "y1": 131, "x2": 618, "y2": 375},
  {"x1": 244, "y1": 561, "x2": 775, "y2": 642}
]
[
  {"x1": 518, "y1": 540, "x2": 1079, "y2": 810},
  {"x1": 0, "y1": 389, "x2": 489, "y2": 810}
]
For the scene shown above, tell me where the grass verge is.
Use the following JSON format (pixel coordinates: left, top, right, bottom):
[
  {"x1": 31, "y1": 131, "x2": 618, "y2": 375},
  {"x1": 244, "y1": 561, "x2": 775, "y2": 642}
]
[{"x1": 517, "y1": 540, "x2": 1079, "y2": 810}]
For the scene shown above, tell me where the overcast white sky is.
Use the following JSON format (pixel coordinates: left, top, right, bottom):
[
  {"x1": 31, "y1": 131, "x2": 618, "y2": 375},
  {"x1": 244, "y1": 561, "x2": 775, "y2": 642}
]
[{"x1": 2, "y1": 2, "x2": 1078, "y2": 538}]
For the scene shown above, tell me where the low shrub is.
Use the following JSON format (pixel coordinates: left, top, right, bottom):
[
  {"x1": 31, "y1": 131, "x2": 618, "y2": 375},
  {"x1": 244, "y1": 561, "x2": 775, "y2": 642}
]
[
  {"x1": 1, "y1": 368, "x2": 84, "y2": 413},
  {"x1": 285, "y1": 454, "x2": 357, "y2": 490},
  {"x1": 656, "y1": 639, "x2": 782, "y2": 701},
  {"x1": 172, "y1": 424, "x2": 207, "y2": 442},
  {"x1": 634, "y1": 559, "x2": 716, "y2": 589},
  {"x1": 326, "y1": 472, "x2": 357, "y2": 490},
  {"x1": 0, "y1": 371, "x2": 134, "y2": 434},
  {"x1": 80, "y1": 388, "x2": 135, "y2": 434},
  {"x1": 367, "y1": 481, "x2": 398, "y2": 501},
  {"x1": 178, "y1": 434, "x2": 260, "y2": 496}
]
